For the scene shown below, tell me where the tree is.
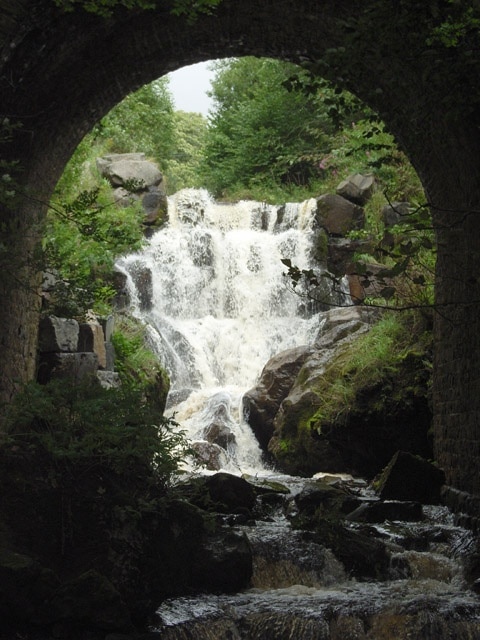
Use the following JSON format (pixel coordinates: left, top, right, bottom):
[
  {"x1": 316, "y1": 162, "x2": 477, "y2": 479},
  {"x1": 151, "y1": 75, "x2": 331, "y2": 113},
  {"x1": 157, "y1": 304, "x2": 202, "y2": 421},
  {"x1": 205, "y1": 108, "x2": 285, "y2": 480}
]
[
  {"x1": 201, "y1": 58, "x2": 335, "y2": 196},
  {"x1": 92, "y1": 78, "x2": 175, "y2": 169},
  {"x1": 165, "y1": 110, "x2": 208, "y2": 193}
]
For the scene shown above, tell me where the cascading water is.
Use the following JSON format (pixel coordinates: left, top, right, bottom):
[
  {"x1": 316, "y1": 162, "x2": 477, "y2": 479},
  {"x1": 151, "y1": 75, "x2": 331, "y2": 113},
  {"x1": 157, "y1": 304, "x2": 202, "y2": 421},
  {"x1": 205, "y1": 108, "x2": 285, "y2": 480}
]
[
  {"x1": 116, "y1": 188, "x2": 340, "y2": 474},
  {"x1": 116, "y1": 189, "x2": 480, "y2": 639}
]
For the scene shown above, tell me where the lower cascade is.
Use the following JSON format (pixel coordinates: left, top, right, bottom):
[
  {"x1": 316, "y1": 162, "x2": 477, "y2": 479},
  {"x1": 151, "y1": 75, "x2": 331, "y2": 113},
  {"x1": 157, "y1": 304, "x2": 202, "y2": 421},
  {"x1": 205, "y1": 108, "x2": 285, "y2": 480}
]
[{"x1": 116, "y1": 189, "x2": 480, "y2": 639}]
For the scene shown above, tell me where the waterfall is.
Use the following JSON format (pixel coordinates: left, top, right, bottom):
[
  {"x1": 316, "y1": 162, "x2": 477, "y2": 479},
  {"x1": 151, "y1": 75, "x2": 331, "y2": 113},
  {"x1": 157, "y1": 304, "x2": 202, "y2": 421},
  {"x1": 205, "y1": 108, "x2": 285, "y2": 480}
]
[{"x1": 116, "y1": 188, "x2": 335, "y2": 474}]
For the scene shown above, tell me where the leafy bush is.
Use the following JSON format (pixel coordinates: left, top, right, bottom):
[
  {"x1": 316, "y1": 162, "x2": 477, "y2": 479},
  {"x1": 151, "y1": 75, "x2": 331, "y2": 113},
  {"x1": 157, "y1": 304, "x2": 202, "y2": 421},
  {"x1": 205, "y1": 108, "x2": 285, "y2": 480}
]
[
  {"x1": 4, "y1": 376, "x2": 188, "y2": 483},
  {"x1": 43, "y1": 187, "x2": 145, "y2": 318}
]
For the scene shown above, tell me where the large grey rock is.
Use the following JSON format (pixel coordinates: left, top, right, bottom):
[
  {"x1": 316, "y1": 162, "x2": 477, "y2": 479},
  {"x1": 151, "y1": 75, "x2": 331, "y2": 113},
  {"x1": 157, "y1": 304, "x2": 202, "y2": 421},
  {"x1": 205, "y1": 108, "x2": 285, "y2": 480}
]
[
  {"x1": 336, "y1": 173, "x2": 375, "y2": 205},
  {"x1": 142, "y1": 186, "x2": 168, "y2": 225},
  {"x1": 97, "y1": 153, "x2": 162, "y2": 189},
  {"x1": 204, "y1": 421, "x2": 236, "y2": 449},
  {"x1": 191, "y1": 441, "x2": 227, "y2": 471},
  {"x1": 39, "y1": 316, "x2": 79, "y2": 353},
  {"x1": 315, "y1": 194, "x2": 365, "y2": 236},
  {"x1": 382, "y1": 201, "x2": 411, "y2": 227},
  {"x1": 243, "y1": 345, "x2": 315, "y2": 452},
  {"x1": 314, "y1": 306, "x2": 377, "y2": 349}
]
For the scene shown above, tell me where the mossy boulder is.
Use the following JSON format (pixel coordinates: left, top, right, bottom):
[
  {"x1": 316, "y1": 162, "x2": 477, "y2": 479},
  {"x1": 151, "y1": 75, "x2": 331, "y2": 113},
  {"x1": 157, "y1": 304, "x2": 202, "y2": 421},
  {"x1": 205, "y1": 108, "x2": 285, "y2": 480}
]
[{"x1": 269, "y1": 314, "x2": 433, "y2": 479}]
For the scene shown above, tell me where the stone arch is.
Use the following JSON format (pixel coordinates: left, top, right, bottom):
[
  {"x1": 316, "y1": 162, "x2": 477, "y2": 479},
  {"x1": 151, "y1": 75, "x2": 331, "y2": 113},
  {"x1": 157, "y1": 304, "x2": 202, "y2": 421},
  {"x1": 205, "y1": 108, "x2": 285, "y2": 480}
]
[{"x1": 2, "y1": 0, "x2": 480, "y2": 498}]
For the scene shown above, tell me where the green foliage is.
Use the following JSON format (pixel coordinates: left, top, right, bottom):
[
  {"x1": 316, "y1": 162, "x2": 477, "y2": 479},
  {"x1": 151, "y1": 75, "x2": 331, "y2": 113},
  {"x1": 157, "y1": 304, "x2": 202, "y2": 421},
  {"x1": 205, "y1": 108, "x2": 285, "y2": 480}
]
[
  {"x1": 165, "y1": 111, "x2": 208, "y2": 193},
  {"x1": 4, "y1": 376, "x2": 189, "y2": 482},
  {"x1": 92, "y1": 79, "x2": 175, "y2": 167},
  {"x1": 44, "y1": 187, "x2": 145, "y2": 318},
  {"x1": 53, "y1": 0, "x2": 222, "y2": 18},
  {"x1": 201, "y1": 58, "x2": 334, "y2": 198},
  {"x1": 112, "y1": 315, "x2": 164, "y2": 387}
]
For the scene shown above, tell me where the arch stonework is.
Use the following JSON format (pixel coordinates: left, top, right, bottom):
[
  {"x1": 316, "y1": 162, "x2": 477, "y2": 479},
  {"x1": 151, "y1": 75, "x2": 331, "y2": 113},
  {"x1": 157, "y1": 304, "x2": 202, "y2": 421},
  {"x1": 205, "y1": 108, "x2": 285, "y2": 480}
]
[{"x1": 1, "y1": 0, "x2": 480, "y2": 497}]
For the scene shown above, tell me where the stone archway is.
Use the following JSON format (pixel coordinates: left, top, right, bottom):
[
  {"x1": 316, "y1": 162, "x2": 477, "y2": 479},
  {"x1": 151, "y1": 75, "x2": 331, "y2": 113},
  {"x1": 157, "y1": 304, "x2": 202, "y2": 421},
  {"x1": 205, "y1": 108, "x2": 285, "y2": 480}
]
[{"x1": 1, "y1": 0, "x2": 480, "y2": 498}]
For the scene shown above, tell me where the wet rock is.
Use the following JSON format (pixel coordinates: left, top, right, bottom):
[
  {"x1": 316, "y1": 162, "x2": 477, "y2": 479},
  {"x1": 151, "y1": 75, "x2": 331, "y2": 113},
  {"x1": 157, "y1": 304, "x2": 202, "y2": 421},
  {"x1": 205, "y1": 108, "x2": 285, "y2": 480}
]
[
  {"x1": 191, "y1": 441, "x2": 227, "y2": 471},
  {"x1": 192, "y1": 529, "x2": 252, "y2": 593},
  {"x1": 204, "y1": 420, "x2": 236, "y2": 450},
  {"x1": 142, "y1": 186, "x2": 168, "y2": 226},
  {"x1": 306, "y1": 521, "x2": 391, "y2": 580},
  {"x1": 374, "y1": 451, "x2": 446, "y2": 504},
  {"x1": 345, "y1": 500, "x2": 423, "y2": 523},
  {"x1": 243, "y1": 345, "x2": 314, "y2": 452},
  {"x1": 294, "y1": 481, "x2": 361, "y2": 518},
  {"x1": 206, "y1": 472, "x2": 256, "y2": 513}
]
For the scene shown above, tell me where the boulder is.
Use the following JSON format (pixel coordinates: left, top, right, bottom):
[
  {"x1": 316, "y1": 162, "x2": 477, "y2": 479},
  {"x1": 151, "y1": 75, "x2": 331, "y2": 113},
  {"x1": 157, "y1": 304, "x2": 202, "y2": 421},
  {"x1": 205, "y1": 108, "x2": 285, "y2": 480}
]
[
  {"x1": 382, "y1": 201, "x2": 411, "y2": 227},
  {"x1": 327, "y1": 236, "x2": 374, "y2": 276},
  {"x1": 374, "y1": 451, "x2": 446, "y2": 504},
  {"x1": 128, "y1": 261, "x2": 153, "y2": 311},
  {"x1": 112, "y1": 186, "x2": 139, "y2": 208},
  {"x1": 205, "y1": 472, "x2": 256, "y2": 513},
  {"x1": 294, "y1": 481, "x2": 361, "y2": 518},
  {"x1": 204, "y1": 421, "x2": 236, "y2": 449},
  {"x1": 336, "y1": 173, "x2": 375, "y2": 205},
  {"x1": 39, "y1": 316, "x2": 79, "y2": 353},
  {"x1": 191, "y1": 441, "x2": 227, "y2": 471},
  {"x1": 97, "y1": 153, "x2": 163, "y2": 189},
  {"x1": 315, "y1": 194, "x2": 365, "y2": 236},
  {"x1": 0, "y1": 549, "x2": 60, "y2": 621},
  {"x1": 295, "y1": 519, "x2": 391, "y2": 580},
  {"x1": 48, "y1": 570, "x2": 130, "y2": 631},
  {"x1": 191, "y1": 529, "x2": 252, "y2": 593},
  {"x1": 142, "y1": 186, "x2": 168, "y2": 226},
  {"x1": 243, "y1": 345, "x2": 314, "y2": 452},
  {"x1": 97, "y1": 370, "x2": 121, "y2": 389},
  {"x1": 269, "y1": 332, "x2": 432, "y2": 479},
  {"x1": 345, "y1": 500, "x2": 423, "y2": 523},
  {"x1": 314, "y1": 306, "x2": 376, "y2": 349},
  {"x1": 100, "y1": 314, "x2": 115, "y2": 342}
]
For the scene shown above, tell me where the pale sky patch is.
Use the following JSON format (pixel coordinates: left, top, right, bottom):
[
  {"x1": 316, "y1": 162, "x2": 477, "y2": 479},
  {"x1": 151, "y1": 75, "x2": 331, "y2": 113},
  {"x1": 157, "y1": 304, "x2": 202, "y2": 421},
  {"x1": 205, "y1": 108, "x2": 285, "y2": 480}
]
[{"x1": 167, "y1": 61, "x2": 215, "y2": 116}]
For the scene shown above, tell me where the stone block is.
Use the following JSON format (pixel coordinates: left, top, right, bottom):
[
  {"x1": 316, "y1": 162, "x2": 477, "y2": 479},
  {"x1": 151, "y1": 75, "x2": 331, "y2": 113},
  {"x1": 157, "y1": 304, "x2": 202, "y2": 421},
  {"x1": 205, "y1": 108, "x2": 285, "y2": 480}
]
[
  {"x1": 38, "y1": 316, "x2": 79, "y2": 353},
  {"x1": 100, "y1": 315, "x2": 115, "y2": 342},
  {"x1": 105, "y1": 341, "x2": 116, "y2": 371},
  {"x1": 37, "y1": 352, "x2": 99, "y2": 384},
  {"x1": 78, "y1": 322, "x2": 107, "y2": 369}
]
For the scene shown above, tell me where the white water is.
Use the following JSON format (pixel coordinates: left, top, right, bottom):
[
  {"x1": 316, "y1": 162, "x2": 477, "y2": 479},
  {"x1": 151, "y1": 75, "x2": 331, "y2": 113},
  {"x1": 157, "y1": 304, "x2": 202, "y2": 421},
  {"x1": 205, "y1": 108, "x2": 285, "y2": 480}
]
[{"x1": 116, "y1": 188, "x2": 336, "y2": 474}]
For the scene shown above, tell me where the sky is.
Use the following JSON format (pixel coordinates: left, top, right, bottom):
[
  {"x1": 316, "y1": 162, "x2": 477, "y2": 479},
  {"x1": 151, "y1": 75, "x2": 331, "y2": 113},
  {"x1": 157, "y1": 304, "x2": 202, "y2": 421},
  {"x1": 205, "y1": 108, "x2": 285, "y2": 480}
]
[{"x1": 167, "y1": 61, "x2": 215, "y2": 116}]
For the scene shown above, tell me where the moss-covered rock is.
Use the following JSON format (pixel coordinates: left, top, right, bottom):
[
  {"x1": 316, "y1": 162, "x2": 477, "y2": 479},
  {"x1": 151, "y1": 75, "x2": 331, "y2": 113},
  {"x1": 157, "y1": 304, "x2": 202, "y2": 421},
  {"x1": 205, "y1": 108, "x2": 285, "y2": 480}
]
[{"x1": 269, "y1": 312, "x2": 433, "y2": 479}]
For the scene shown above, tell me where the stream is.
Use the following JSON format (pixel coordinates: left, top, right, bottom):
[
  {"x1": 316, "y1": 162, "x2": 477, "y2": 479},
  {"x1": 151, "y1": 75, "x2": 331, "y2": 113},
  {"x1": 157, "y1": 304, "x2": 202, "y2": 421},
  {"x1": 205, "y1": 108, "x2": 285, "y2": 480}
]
[{"x1": 116, "y1": 189, "x2": 480, "y2": 639}]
